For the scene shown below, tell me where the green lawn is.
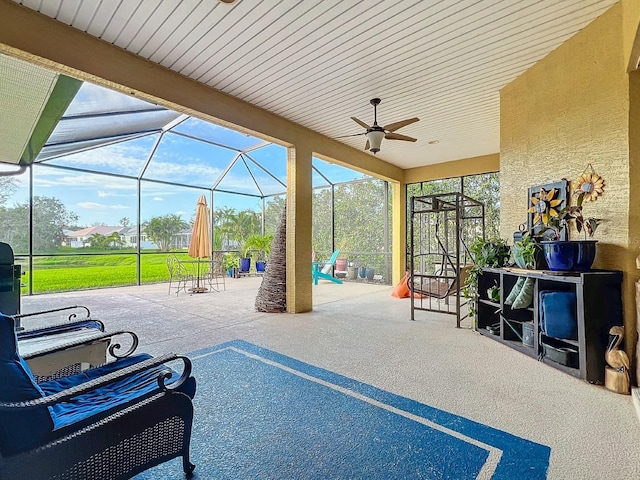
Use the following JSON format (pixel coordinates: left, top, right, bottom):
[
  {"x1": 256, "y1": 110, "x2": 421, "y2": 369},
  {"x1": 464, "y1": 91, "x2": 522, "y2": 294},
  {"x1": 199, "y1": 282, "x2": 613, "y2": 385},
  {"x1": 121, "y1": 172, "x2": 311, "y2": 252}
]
[{"x1": 20, "y1": 252, "x2": 194, "y2": 294}]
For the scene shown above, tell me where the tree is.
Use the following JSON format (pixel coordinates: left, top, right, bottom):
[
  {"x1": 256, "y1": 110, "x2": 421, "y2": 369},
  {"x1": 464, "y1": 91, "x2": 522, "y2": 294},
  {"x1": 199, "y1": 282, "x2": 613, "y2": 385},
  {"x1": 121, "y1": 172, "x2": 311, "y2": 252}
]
[
  {"x1": 88, "y1": 233, "x2": 110, "y2": 249},
  {"x1": 87, "y1": 231, "x2": 124, "y2": 249},
  {"x1": 0, "y1": 195, "x2": 78, "y2": 253},
  {"x1": 143, "y1": 214, "x2": 187, "y2": 251},
  {"x1": 0, "y1": 177, "x2": 18, "y2": 204},
  {"x1": 212, "y1": 207, "x2": 261, "y2": 250},
  {"x1": 119, "y1": 217, "x2": 131, "y2": 228},
  {"x1": 463, "y1": 172, "x2": 500, "y2": 239}
]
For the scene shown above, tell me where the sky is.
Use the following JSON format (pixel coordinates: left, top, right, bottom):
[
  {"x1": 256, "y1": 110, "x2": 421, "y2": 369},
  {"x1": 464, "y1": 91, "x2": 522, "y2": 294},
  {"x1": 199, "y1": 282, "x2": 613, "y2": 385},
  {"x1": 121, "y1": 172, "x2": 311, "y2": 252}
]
[{"x1": 2, "y1": 81, "x2": 368, "y2": 227}]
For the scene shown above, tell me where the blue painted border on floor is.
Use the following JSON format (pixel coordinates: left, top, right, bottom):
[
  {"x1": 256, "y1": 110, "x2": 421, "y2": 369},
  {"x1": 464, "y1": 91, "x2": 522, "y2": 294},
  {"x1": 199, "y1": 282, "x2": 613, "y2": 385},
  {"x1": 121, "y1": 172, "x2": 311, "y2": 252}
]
[
  {"x1": 134, "y1": 339, "x2": 550, "y2": 479},
  {"x1": 193, "y1": 339, "x2": 550, "y2": 479}
]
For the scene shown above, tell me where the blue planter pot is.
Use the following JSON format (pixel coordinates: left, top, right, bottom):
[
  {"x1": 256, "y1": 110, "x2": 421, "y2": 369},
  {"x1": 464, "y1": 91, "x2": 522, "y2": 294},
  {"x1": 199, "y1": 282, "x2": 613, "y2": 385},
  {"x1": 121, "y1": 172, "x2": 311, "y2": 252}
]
[
  {"x1": 365, "y1": 268, "x2": 375, "y2": 281},
  {"x1": 239, "y1": 257, "x2": 251, "y2": 273},
  {"x1": 540, "y1": 240, "x2": 597, "y2": 272},
  {"x1": 256, "y1": 261, "x2": 266, "y2": 272}
]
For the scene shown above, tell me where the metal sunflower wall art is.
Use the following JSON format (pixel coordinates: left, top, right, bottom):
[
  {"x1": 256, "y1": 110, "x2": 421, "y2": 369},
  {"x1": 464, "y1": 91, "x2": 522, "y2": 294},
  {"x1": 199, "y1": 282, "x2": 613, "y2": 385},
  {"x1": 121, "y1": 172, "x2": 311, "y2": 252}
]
[
  {"x1": 528, "y1": 187, "x2": 562, "y2": 226},
  {"x1": 574, "y1": 165, "x2": 605, "y2": 202}
]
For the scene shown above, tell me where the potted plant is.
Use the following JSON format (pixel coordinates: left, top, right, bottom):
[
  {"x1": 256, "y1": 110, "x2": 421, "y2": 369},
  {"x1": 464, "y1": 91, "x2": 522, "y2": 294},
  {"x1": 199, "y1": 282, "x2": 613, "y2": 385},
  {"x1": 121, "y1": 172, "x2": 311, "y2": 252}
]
[
  {"x1": 512, "y1": 233, "x2": 546, "y2": 270},
  {"x1": 463, "y1": 237, "x2": 511, "y2": 317},
  {"x1": 535, "y1": 192, "x2": 601, "y2": 271},
  {"x1": 243, "y1": 234, "x2": 273, "y2": 273},
  {"x1": 223, "y1": 252, "x2": 239, "y2": 277}
]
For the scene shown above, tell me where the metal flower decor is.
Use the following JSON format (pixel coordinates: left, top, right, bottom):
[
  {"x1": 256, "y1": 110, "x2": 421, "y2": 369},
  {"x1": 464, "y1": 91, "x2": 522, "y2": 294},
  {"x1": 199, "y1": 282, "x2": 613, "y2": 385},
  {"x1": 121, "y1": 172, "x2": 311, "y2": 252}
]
[
  {"x1": 574, "y1": 166, "x2": 604, "y2": 202},
  {"x1": 528, "y1": 188, "x2": 562, "y2": 226}
]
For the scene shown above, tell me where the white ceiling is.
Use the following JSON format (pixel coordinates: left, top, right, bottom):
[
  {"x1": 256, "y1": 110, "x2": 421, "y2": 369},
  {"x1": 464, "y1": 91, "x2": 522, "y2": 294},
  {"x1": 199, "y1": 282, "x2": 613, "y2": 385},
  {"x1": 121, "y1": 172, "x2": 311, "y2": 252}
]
[{"x1": 12, "y1": 0, "x2": 619, "y2": 169}]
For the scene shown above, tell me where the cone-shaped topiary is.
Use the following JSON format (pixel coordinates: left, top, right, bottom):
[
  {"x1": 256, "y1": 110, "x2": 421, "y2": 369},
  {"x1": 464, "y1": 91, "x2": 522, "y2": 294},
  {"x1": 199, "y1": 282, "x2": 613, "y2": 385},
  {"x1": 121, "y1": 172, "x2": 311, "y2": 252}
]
[{"x1": 255, "y1": 207, "x2": 286, "y2": 312}]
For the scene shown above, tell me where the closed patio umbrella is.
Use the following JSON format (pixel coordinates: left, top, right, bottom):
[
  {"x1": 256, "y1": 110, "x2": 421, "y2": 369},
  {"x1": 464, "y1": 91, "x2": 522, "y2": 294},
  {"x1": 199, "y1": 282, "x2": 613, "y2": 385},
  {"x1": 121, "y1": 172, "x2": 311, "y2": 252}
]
[{"x1": 188, "y1": 194, "x2": 211, "y2": 292}]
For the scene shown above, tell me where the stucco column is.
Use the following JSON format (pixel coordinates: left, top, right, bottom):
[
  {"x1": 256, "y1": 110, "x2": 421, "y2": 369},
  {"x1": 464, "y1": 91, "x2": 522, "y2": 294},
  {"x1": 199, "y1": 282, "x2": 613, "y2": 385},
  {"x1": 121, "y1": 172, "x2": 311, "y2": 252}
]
[
  {"x1": 286, "y1": 145, "x2": 313, "y2": 313},
  {"x1": 391, "y1": 181, "x2": 407, "y2": 286}
]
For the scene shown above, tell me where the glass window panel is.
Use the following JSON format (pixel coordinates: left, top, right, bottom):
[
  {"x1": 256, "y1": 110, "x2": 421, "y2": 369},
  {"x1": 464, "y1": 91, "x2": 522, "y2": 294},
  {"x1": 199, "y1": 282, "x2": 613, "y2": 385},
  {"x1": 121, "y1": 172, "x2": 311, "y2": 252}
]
[
  {"x1": 313, "y1": 157, "x2": 370, "y2": 184},
  {"x1": 0, "y1": 164, "x2": 30, "y2": 256},
  {"x1": 66, "y1": 82, "x2": 160, "y2": 117},
  {"x1": 215, "y1": 158, "x2": 262, "y2": 196},
  {"x1": 30, "y1": 254, "x2": 137, "y2": 294},
  {"x1": 264, "y1": 195, "x2": 286, "y2": 236},
  {"x1": 143, "y1": 132, "x2": 237, "y2": 188},
  {"x1": 140, "y1": 182, "x2": 207, "y2": 252},
  {"x1": 45, "y1": 109, "x2": 179, "y2": 152},
  {"x1": 171, "y1": 117, "x2": 264, "y2": 151},
  {"x1": 140, "y1": 251, "x2": 193, "y2": 285},
  {"x1": 313, "y1": 169, "x2": 331, "y2": 188},
  {"x1": 463, "y1": 172, "x2": 500, "y2": 238},
  {"x1": 32, "y1": 166, "x2": 137, "y2": 254},
  {"x1": 244, "y1": 159, "x2": 286, "y2": 196},
  {"x1": 38, "y1": 133, "x2": 151, "y2": 163},
  {"x1": 334, "y1": 179, "x2": 387, "y2": 279},
  {"x1": 311, "y1": 186, "x2": 332, "y2": 258},
  {"x1": 212, "y1": 192, "x2": 262, "y2": 251},
  {"x1": 245, "y1": 144, "x2": 287, "y2": 184},
  {"x1": 45, "y1": 134, "x2": 158, "y2": 177}
]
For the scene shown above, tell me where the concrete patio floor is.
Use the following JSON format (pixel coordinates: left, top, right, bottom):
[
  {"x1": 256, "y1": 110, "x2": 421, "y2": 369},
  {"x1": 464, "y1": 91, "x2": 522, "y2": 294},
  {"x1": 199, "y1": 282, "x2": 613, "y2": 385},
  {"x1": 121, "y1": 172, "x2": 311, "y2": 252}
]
[{"x1": 19, "y1": 277, "x2": 640, "y2": 479}]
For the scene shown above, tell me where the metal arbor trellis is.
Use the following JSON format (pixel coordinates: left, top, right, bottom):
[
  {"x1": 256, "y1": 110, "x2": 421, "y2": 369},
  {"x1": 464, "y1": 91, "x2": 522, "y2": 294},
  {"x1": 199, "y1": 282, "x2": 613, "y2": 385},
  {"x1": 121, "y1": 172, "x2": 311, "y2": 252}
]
[{"x1": 409, "y1": 192, "x2": 485, "y2": 327}]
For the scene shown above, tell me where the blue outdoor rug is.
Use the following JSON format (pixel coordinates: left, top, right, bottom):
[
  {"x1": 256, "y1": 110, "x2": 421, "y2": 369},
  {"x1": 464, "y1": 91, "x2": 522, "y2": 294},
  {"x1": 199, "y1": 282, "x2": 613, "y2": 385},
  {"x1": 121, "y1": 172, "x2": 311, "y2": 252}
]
[{"x1": 134, "y1": 340, "x2": 550, "y2": 479}]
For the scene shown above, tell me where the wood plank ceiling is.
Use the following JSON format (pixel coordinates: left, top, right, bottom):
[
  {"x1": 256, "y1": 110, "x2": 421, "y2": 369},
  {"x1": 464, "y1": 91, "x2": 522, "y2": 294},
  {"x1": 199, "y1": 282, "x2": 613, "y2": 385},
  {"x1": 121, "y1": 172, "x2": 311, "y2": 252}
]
[{"x1": 13, "y1": 0, "x2": 619, "y2": 169}]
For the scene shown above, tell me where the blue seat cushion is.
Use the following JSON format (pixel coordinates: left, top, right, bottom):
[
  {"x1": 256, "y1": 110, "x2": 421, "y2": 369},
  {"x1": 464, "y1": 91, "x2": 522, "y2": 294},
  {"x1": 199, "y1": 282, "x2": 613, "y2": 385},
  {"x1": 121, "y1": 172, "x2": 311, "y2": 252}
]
[
  {"x1": 40, "y1": 354, "x2": 196, "y2": 431},
  {"x1": 539, "y1": 290, "x2": 577, "y2": 340},
  {"x1": 0, "y1": 313, "x2": 53, "y2": 456}
]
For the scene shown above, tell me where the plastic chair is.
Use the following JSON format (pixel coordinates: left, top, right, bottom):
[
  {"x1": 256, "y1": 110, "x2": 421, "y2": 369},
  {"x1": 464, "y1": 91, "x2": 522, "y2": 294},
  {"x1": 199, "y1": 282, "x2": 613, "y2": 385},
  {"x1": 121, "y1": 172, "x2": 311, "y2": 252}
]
[{"x1": 312, "y1": 250, "x2": 343, "y2": 285}]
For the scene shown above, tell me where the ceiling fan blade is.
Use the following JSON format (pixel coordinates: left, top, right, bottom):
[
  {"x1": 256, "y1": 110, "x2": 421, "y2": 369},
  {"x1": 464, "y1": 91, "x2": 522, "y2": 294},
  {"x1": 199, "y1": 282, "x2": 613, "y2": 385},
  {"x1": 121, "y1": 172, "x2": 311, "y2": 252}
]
[
  {"x1": 351, "y1": 117, "x2": 371, "y2": 130},
  {"x1": 383, "y1": 117, "x2": 420, "y2": 132},
  {"x1": 364, "y1": 139, "x2": 370, "y2": 151},
  {"x1": 385, "y1": 132, "x2": 417, "y2": 142},
  {"x1": 334, "y1": 132, "x2": 366, "y2": 139}
]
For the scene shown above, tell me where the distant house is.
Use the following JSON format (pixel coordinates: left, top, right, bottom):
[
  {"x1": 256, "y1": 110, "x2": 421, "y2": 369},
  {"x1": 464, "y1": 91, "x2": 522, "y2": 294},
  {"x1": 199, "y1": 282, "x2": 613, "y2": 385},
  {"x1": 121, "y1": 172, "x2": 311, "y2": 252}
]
[
  {"x1": 64, "y1": 226, "x2": 188, "y2": 250},
  {"x1": 118, "y1": 226, "x2": 155, "y2": 250},
  {"x1": 65, "y1": 226, "x2": 125, "y2": 248},
  {"x1": 172, "y1": 229, "x2": 192, "y2": 250}
]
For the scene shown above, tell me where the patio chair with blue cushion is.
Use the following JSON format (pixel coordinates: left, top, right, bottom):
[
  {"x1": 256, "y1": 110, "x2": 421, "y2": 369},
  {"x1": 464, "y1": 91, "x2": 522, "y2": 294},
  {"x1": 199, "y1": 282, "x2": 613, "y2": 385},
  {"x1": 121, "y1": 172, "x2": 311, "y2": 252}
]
[
  {"x1": 312, "y1": 250, "x2": 343, "y2": 285},
  {"x1": 0, "y1": 313, "x2": 197, "y2": 480}
]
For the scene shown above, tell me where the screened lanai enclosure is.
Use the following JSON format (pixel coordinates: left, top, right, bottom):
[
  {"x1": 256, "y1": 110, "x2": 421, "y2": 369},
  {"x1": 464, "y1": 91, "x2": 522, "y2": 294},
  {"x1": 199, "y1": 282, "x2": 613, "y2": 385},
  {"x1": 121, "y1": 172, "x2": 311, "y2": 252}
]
[{"x1": 0, "y1": 53, "x2": 393, "y2": 295}]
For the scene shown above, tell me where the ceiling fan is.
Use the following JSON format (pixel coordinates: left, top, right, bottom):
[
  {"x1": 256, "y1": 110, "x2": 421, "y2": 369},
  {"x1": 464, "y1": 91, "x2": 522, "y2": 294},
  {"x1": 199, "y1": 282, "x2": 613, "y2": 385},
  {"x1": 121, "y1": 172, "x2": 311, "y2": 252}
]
[{"x1": 340, "y1": 98, "x2": 419, "y2": 154}]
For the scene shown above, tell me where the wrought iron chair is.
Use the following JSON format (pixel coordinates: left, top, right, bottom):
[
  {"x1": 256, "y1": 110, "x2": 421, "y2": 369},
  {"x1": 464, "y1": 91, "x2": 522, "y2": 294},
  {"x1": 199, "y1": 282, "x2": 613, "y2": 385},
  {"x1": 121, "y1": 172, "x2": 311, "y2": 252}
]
[
  {"x1": 0, "y1": 313, "x2": 197, "y2": 479},
  {"x1": 206, "y1": 251, "x2": 227, "y2": 292},
  {"x1": 167, "y1": 254, "x2": 194, "y2": 295}
]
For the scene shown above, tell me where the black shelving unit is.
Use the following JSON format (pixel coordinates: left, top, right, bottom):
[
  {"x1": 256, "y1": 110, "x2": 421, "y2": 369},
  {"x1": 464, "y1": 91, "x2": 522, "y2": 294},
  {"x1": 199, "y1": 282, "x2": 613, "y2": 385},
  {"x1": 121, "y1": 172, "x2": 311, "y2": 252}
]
[{"x1": 477, "y1": 267, "x2": 623, "y2": 383}]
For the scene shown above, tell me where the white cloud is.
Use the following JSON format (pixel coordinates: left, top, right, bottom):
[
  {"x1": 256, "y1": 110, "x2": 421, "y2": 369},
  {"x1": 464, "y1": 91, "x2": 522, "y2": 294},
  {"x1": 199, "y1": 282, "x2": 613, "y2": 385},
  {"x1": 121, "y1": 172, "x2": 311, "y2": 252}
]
[
  {"x1": 153, "y1": 196, "x2": 163, "y2": 201},
  {"x1": 77, "y1": 202, "x2": 129, "y2": 210}
]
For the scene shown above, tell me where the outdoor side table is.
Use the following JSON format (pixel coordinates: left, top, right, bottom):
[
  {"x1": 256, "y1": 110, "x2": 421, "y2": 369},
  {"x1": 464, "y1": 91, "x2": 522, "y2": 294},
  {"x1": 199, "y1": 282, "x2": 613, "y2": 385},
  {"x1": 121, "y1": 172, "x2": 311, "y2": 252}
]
[{"x1": 18, "y1": 329, "x2": 110, "y2": 378}]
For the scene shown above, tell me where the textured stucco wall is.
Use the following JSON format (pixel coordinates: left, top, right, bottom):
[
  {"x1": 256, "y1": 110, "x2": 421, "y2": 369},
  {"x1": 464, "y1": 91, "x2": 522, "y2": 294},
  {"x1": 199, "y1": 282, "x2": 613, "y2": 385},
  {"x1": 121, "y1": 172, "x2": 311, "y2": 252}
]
[{"x1": 501, "y1": 1, "x2": 640, "y2": 358}]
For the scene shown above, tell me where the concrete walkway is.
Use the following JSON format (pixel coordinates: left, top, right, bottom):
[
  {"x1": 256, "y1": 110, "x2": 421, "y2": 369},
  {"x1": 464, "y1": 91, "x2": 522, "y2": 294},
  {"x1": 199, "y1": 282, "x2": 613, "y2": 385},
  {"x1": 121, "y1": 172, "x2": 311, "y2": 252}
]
[{"x1": 20, "y1": 278, "x2": 640, "y2": 479}]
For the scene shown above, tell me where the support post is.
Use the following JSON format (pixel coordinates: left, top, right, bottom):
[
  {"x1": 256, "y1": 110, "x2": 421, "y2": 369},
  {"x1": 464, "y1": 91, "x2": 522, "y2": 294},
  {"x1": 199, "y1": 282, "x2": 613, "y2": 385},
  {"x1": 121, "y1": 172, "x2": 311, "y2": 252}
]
[
  {"x1": 391, "y1": 181, "x2": 407, "y2": 286},
  {"x1": 286, "y1": 145, "x2": 313, "y2": 313}
]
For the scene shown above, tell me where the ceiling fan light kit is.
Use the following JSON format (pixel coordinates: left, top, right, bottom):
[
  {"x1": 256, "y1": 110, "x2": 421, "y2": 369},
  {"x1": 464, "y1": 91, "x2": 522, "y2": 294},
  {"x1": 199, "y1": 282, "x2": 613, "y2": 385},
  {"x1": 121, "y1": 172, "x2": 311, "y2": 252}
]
[
  {"x1": 348, "y1": 98, "x2": 419, "y2": 154},
  {"x1": 366, "y1": 128, "x2": 385, "y2": 153}
]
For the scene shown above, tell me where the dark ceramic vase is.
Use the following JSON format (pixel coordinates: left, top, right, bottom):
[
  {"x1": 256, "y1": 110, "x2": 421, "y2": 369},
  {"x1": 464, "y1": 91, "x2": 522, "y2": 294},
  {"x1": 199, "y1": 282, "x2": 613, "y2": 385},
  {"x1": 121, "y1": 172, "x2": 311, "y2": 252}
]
[{"x1": 540, "y1": 240, "x2": 597, "y2": 272}]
